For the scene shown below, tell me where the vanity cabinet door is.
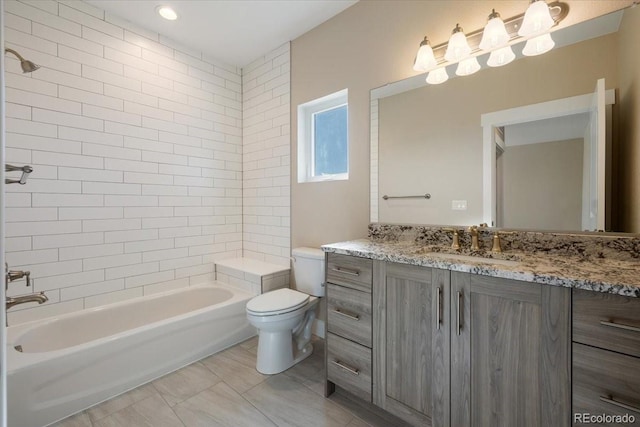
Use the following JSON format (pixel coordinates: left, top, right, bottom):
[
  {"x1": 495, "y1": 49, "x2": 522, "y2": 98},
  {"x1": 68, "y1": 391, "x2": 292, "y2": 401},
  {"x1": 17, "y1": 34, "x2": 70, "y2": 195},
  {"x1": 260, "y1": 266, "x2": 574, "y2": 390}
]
[
  {"x1": 450, "y1": 272, "x2": 571, "y2": 427},
  {"x1": 373, "y1": 261, "x2": 450, "y2": 427}
]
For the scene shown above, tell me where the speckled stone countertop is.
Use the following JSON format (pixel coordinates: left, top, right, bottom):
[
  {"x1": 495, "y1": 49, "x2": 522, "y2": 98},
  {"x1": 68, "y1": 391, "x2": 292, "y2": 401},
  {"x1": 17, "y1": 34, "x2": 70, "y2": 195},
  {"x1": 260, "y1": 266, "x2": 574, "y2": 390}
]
[{"x1": 322, "y1": 239, "x2": 640, "y2": 298}]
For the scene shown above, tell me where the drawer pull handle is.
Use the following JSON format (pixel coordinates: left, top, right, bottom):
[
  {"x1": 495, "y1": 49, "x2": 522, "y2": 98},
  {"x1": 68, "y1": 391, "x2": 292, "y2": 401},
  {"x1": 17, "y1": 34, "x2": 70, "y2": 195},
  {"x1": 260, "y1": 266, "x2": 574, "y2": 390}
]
[
  {"x1": 331, "y1": 308, "x2": 360, "y2": 321},
  {"x1": 331, "y1": 266, "x2": 360, "y2": 277},
  {"x1": 332, "y1": 360, "x2": 360, "y2": 376},
  {"x1": 599, "y1": 395, "x2": 640, "y2": 414},
  {"x1": 436, "y1": 286, "x2": 442, "y2": 330},
  {"x1": 600, "y1": 320, "x2": 640, "y2": 334},
  {"x1": 457, "y1": 291, "x2": 463, "y2": 335}
]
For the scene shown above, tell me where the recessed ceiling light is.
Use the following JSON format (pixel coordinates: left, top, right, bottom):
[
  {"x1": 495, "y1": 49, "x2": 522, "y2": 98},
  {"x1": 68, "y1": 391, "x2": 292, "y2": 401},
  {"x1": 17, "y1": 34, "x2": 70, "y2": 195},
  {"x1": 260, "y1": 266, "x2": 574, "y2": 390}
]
[{"x1": 157, "y1": 6, "x2": 178, "y2": 21}]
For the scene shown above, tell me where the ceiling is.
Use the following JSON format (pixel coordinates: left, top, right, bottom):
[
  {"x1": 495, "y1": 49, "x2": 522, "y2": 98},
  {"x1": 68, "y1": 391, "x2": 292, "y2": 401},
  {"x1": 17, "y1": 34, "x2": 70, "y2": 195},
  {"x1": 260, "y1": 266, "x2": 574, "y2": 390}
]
[
  {"x1": 86, "y1": 0, "x2": 357, "y2": 67},
  {"x1": 505, "y1": 114, "x2": 591, "y2": 147}
]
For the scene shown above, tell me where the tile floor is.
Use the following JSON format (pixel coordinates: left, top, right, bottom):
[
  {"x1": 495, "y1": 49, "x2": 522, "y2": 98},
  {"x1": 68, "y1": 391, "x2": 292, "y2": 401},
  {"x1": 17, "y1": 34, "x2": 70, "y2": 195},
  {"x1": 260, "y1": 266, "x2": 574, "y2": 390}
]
[{"x1": 51, "y1": 336, "x2": 398, "y2": 427}]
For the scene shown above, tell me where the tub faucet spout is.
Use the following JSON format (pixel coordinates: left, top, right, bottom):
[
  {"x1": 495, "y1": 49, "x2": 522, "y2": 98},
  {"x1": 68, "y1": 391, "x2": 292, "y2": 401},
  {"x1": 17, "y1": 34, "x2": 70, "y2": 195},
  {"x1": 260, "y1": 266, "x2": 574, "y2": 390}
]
[{"x1": 6, "y1": 292, "x2": 48, "y2": 310}]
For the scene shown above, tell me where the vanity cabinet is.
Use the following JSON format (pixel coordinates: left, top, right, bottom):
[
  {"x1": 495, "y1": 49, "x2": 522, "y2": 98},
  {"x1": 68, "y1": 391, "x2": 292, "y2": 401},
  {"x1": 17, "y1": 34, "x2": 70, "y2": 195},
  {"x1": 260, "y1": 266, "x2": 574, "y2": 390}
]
[
  {"x1": 326, "y1": 254, "x2": 573, "y2": 427},
  {"x1": 372, "y1": 262, "x2": 450, "y2": 426},
  {"x1": 450, "y1": 272, "x2": 571, "y2": 427},
  {"x1": 572, "y1": 290, "x2": 640, "y2": 425},
  {"x1": 325, "y1": 253, "x2": 373, "y2": 401}
]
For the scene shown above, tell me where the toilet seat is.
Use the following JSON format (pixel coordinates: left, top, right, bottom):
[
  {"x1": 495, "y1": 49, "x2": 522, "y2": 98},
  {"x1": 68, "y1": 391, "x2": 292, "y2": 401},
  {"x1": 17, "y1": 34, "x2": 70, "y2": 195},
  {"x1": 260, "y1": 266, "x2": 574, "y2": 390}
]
[{"x1": 246, "y1": 288, "x2": 309, "y2": 317}]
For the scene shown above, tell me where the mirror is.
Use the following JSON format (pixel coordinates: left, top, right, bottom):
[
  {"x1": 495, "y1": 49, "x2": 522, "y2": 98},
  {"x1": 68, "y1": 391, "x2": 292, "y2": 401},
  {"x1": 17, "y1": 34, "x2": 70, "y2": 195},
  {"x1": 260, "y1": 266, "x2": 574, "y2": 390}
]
[
  {"x1": 371, "y1": 5, "x2": 638, "y2": 233},
  {"x1": 480, "y1": 79, "x2": 614, "y2": 231}
]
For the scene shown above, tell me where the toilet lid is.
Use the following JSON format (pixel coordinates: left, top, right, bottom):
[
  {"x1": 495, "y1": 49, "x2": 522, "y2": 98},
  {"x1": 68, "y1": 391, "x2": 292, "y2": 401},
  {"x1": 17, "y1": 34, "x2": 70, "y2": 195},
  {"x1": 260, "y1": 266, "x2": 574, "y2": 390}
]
[{"x1": 246, "y1": 288, "x2": 309, "y2": 316}]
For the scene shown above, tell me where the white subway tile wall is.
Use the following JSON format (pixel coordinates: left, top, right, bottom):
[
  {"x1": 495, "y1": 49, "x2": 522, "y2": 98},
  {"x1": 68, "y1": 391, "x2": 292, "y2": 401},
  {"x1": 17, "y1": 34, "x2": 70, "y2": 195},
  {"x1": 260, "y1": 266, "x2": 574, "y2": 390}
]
[
  {"x1": 242, "y1": 43, "x2": 291, "y2": 267},
  {"x1": 3, "y1": 0, "x2": 258, "y2": 325}
]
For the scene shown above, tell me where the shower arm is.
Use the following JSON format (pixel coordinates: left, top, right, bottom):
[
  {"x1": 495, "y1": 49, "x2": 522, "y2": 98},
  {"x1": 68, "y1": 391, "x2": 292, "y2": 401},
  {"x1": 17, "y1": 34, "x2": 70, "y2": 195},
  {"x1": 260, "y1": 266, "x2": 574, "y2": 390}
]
[
  {"x1": 4, "y1": 47, "x2": 40, "y2": 73},
  {"x1": 4, "y1": 47, "x2": 26, "y2": 62}
]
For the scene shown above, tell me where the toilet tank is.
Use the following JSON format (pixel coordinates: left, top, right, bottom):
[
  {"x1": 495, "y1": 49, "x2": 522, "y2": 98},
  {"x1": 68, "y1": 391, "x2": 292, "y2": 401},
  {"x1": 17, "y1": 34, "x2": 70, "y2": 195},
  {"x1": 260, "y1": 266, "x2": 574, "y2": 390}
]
[{"x1": 292, "y1": 247, "x2": 325, "y2": 297}]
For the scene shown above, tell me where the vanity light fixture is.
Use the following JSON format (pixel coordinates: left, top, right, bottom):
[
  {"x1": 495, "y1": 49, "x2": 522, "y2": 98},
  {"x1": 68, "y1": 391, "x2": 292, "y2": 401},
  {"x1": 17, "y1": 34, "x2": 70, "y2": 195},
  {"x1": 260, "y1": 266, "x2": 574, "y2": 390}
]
[
  {"x1": 479, "y1": 9, "x2": 510, "y2": 50},
  {"x1": 487, "y1": 46, "x2": 516, "y2": 67},
  {"x1": 444, "y1": 24, "x2": 471, "y2": 62},
  {"x1": 522, "y1": 32, "x2": 556, "y2": 56},
  {"x1": 157, "y1": 5, "x2": 178, "y2": 21},
  {"x1": 518, "y1": 0, "x2": 555, "y2": 37},
  {"x1": 414, "y1": 36, "x2": 447, "y2": 83},
  {"x1": 413, "y1": 37, "x2": 437, "y2": 72},
  {"x1": 480, "y1": 9, "x2": 515, "y2": 67},
  {"x1": 444, "y1": 24, "x2": 481, "y2": 77},
  {"x1": 412, "y1": 1, "x2": 567, "y2": 84},
  {"x1": 426, "y1": 67, "x2": 449, "y2": 85},
  {"x1": 456, "y1": 57, "x2": 481, "y2": 76}
]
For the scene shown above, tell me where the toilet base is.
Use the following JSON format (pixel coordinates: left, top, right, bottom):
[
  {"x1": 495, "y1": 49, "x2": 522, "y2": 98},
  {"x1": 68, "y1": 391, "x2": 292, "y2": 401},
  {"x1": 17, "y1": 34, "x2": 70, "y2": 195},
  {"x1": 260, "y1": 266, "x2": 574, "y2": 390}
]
[
  {"x1": 250, "y1": 298, "x2": 319, "y2": 375},
  {"x1": 256, "y1": 332, "x2": 313, "y2": 374}
]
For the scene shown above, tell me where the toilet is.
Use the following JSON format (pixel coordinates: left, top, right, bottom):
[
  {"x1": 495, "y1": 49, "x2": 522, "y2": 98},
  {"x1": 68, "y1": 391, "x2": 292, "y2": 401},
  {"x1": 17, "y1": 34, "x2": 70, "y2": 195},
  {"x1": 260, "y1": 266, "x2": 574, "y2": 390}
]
[{"x1": 246, "y1": 247, "x2": 325, "y2": 374}]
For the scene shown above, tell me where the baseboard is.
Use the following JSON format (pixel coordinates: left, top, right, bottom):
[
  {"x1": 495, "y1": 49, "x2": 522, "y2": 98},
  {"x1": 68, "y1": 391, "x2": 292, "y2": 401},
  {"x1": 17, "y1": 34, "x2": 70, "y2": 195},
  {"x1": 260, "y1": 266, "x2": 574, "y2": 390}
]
[{"x1": 312, "y1": 319, "x2": 325, "y2": 338}]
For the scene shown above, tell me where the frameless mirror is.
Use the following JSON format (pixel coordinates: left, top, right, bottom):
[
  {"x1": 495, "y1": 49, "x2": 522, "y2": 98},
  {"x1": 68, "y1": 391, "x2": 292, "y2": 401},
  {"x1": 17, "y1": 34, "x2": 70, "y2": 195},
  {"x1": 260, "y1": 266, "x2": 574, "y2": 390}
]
[
  {"x1": 371, "y1": 5, "x2": 638, "y2": 233},
  {"x1": 480, "y1": 78, "x2": 614, "y2": 231}
]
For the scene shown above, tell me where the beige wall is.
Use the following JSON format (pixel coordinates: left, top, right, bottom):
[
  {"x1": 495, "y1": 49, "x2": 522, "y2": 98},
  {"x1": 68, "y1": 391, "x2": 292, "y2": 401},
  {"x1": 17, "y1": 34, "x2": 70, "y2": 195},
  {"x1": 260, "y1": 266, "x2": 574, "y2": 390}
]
[
  {"x1": 502, "y1": 139, "x2": 583, "y2": 231},
  {"x1": 618, "y1": 6, "x2": 640, "y2": 232},
  {"x1": 376, "y1": 34, "x2": 618, "y2": 226},
  {"x1": 291, "y1": 0, "x2": 632, "y2": 249}
]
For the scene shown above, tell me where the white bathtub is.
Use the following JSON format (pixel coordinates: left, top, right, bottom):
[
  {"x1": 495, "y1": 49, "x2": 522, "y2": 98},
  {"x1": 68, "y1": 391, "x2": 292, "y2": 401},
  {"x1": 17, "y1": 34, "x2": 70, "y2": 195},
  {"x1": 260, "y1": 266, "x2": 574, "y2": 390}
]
[{"x1": 6, "y1": 282, "x2": 256, "y2": 427}]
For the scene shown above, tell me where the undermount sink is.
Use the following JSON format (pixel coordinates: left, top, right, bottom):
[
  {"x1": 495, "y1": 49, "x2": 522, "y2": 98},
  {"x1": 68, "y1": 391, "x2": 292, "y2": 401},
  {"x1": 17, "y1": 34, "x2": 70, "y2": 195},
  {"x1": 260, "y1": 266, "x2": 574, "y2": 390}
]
[{"x1": 423, "y1": 252, "x2": 521, "y2": 267}]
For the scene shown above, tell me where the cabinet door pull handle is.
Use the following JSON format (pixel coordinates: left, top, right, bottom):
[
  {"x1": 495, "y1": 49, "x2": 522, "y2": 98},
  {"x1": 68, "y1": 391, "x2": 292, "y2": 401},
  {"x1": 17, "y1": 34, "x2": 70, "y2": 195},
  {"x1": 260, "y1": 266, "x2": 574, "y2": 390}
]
[
  {"x1": 436, "y1": 287, "x2": 441, "y2": 330},
  {"x1": 600, "y1": 320, "x2": 640, "y2": 334},
  {"x1": 331, "y1": 308, "x2": 360, "y2": 321},
  {"x1": 599, "y1": 395, "x2": 640, "y2": 414},
  {"x1": 332, "y1": 360, "x2": 360, "y2": 376},
  {"x1": 457, "y1": 291, "x2": 462, "y2": 335},
  {"x1": 331, "y1": 266, "x2": 360, "y2": 277}
]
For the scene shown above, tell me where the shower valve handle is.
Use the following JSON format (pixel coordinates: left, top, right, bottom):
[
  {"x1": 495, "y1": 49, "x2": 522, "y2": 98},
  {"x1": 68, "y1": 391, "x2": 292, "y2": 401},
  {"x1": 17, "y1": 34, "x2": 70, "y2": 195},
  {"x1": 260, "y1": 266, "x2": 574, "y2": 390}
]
[
  {"x1": 5, "y1": 263, "x2": 32, "y2": 289},
  {"x1": 5, "y1": 164, "x2": 33, "y2": 185}
]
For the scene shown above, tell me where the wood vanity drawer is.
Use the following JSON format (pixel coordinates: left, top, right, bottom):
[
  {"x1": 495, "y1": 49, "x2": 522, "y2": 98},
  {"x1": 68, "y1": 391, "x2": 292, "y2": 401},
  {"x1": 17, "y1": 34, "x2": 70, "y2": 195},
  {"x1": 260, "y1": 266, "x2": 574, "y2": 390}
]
[
  {"x1": 327, "y1": 283, "x2": 372, "y2": 347},
  {"x1": 573, "y1": 289, "x2": 640, "y2": 358},
  {"x1": 326, "y1": 253, "x2": 372, "y2": 293},
  {"x1": 573, "y1": 343, "x2": 640, "y2": 424},
  {"x1": 327, "y1": 332, "x2": 372, "y2": 402}
]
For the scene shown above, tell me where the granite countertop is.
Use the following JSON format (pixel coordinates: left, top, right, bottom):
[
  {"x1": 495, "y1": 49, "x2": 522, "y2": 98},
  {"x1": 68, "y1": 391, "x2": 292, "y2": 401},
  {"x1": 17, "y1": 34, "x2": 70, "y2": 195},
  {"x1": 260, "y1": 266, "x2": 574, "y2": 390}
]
[{"x1": 322, "y1": 239, "x2": 640, "y2": 298}]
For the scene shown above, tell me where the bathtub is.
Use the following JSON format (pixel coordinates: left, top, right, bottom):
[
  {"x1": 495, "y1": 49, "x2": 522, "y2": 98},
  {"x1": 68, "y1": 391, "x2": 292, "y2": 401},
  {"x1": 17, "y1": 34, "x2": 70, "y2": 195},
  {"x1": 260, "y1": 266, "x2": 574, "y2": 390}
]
[{"x1": 6, "y1": 282, "x2": 256, "y2": 427}]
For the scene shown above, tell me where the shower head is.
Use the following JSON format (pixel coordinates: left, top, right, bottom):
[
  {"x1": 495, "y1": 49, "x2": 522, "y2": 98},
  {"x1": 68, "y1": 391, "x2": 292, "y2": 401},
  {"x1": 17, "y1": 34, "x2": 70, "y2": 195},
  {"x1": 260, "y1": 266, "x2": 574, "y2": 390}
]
[
  {"x1": 19, "y1": 59, "x2": 40, "y2": 73},
  {"x1": 4, "y1": 48, "x2": 40, "y2": 73}
]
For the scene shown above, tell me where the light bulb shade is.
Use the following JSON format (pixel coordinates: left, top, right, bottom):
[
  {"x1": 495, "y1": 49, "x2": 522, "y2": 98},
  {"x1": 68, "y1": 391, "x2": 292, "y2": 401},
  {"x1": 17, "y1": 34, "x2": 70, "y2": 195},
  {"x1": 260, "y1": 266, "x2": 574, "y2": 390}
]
[
  {"x1": 444, "y1": 30, "x2": 471, "y2": 62},
  {"x1": 522, "y1": 33, "x2": 555, "y2": 56},
  {"x1": 518, "y1": 1, "x2": 554, "y2": 37},
  {"x1": 413, "y1": 42, "x2": 437, "y2": 72},
  {"x1": 426, "y1": 67, "x2": 449, "y2": 85},
  {"x1": 487, "y1": 46, "x2": 516, "y2": 67},
  {"x1": 479, "y1": 17, "x2": 510, "y2": 50},
  {"x1": 456, "y1": 57, "x2": 481, "y2": 76}
]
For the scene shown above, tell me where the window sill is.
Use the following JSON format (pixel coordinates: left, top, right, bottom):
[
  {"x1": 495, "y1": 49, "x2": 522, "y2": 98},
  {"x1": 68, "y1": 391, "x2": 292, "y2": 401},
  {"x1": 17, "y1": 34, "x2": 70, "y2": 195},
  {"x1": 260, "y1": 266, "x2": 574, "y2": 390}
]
[{"x1": 298, "y1": 173, "x2": 349, "y2": 184}]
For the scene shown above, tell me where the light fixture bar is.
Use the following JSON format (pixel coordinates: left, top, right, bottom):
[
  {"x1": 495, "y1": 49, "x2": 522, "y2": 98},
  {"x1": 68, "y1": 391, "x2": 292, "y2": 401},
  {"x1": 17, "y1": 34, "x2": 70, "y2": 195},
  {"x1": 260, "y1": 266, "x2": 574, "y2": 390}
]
[{"x1": 422, "y1": 1, "x2": 568, "y2": 72}]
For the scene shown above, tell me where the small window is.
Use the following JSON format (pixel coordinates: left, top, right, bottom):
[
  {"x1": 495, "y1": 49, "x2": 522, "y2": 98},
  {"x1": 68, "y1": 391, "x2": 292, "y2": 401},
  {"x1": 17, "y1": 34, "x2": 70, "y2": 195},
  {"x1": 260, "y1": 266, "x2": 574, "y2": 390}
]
[{"x1": 297, "y1": 89, "x2": 348, "y2": 183}]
